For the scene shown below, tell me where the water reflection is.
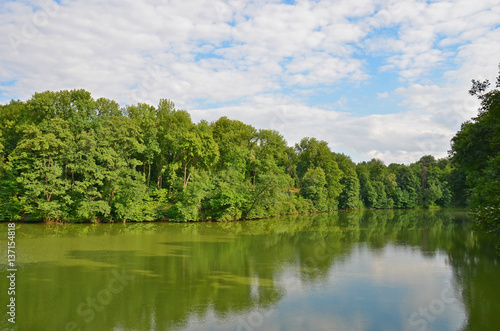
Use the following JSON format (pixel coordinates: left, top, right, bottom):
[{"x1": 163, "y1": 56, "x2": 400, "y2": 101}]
[{"x1": 0, "y1": 209, "x2": 498, "y2": 330}]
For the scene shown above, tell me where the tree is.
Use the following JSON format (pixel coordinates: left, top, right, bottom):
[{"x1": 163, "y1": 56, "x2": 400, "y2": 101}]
[
  {"x1": 295, "y1": 138, "x2": 343, "y2": 210},
  {"x1": 392, "y1": 165, "x2": 420, "y2": 208},
  {"x1": 252, "y1": 129, "x2": 289, "y2": 179},
  {"x1": 357, "y1": 159, "x2": 394, "y2": 209},
  {"x1": 241, "y1": 172, "x2": 289, "y2": 220},
  {"x1": 155, "y1": 99, "x2": 185, "y2": 188},
  {"x1": 0, "y1": 128, "x2": 5, "y2": 173},
  {"x1": 202, "y1": 169, "x2": 248, "y2": 221},
  {"x1": 126, "y1": 103, "x2": 160, "y2": 187},
  {"x1": 300, "y1": 167, "x2": 328, "y2": 211},
  {"x1": 26, "y1": 89, "x2": 96, "y2": 132},
  {"x1": 357, "y1": 164, "x2": 377, "y2": 208},
  {"x1": 0, "y1": 100, "x2": 33, "y2": 156},
  {"x1": 211, "y1": 116, "x2": 257, "y2": 175},
  {"x1": 70, "y1": 128, "x2": 111, "y2": 222},
  {"x1": 335, "y1": 153, "x2": 361, "y2": 209},
  {"x1": 448, "y1": 167, "x2": 469, "y2": 207},
  {"x1": 1, "y1": 87, "x2": 477, "y2": 223},
  {"x1": 167, "y1": 169, "x2": 212, "y2": 222},
  {"x1": 174, "y1": 121, "x2": 219, "y2": 189},
  {"x1": 8, "y1": 118, "x2": 74, "y2": 221},
  {"x1": 95, "y1": 97, "x2": 122, "y2": 117},
  {"x1": 93, "y1": 115, "x2": 146, "y2": 220},
  {"x1": 450, "y1": 67, "x2": 500, "y2": 235}
]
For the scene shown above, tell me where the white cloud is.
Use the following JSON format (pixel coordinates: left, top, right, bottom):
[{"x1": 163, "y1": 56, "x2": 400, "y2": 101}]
[
  {"x1": 369, "y1": 0, "x2": 500, "y2": 82},
  {"x1": 190, "y1": 90, "x2": 473, "y2": 164},
  {"x1": 0, "y1": 0, "x2": 499, "y2": 164}
]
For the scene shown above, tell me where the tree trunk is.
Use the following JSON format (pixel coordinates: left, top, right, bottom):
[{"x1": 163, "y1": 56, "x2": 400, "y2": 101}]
[
  {"x1": 147, "y1": 161, "x2": 151, "y2": 187},
  {"x1": 241, "y1": 183, "x2": 270, "y2": 220},
  {"x1": 183, "y1": 162, "x2": 189, "y2": 189},
  {"x1": 157, "y1": 156, "x2": 163, "y2": 188},
  {"x1": 110, "y1": 188, "x2": 115, "y2": 206}
]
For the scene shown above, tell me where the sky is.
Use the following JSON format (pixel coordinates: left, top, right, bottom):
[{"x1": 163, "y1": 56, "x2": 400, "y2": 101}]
[{"x1": 1, "y1": 0, "x2": 499, "y2": 164}]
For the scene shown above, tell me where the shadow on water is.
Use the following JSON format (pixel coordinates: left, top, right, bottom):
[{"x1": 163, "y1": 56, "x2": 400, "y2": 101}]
[{"x1": 0, "y1": 209, "x2": 498, "y2": 330}]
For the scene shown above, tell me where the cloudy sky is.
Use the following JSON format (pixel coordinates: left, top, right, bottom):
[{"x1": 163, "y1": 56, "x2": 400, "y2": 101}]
[{"x1": 1, "y1": 0, "x2": 499, "y2": 163}]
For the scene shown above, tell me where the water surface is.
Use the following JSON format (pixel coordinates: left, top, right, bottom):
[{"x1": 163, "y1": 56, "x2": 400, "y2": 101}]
[{"x1": 1, "y1": 209, "x2": 499, "y2": 330}]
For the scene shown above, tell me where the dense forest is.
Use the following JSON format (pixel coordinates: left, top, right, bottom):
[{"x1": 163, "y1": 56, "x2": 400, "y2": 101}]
[
  {"x1": 0, "y1": 71, "x2": 498, "y2": 230},
  {"x1": 449, "y1": 72, "x2": 500, "y2": 237}
]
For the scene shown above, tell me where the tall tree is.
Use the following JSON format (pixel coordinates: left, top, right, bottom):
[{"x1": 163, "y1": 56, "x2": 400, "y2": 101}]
[
  {"x1": 8, "y1": 118, "x2": 74, "y2": 221},
  {"x1": 335, "y1": 153, "x2": 361, "y2": 209},
  {"x1": 450, "y1": 68, "x2": 500, "y2": 234},
  {"x1": 295, "y1": 138, "x2": 343, "y2": 210},
  {"x1": 357, "y1": 163, "x2": 377, "y2": 208},
  {"x1": 155, "y1": 102, "x2": 192, "y2": 189},
  {"x1": 174, "y1": 121, "x2": 219, "y2": 189},
  {"x1": 93, "y1": 115, "x2": 146, "y2": 219},
  {"x1": 391, "y1": 164, "x2": 420, "y2": 208},
  {"x1": 126, "y1": 103, "x2": 160, "y2": 187},
  {"x1": 211, "y1": 116, "x2": 257, "y2": 176},
  {"x1": 300, "y1": 167, "x2": 328, "y2": 211}
]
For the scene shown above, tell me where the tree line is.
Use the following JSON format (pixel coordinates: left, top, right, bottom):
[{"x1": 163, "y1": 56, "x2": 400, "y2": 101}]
[{"x1": 0, "y1": 70, "x2": 497, "y2": 226}]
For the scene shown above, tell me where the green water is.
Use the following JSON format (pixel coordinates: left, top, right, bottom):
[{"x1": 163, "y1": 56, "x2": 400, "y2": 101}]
[{"x1": 1, "y1": 209, "x2": 499, "y2": 331}]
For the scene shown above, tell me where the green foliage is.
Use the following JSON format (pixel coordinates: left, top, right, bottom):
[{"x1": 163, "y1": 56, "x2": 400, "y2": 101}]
[
  {"x1": 203, "y1": 169, "x2": 248, "y2": 221},
  {"x1": 450, "y1": 68, "x2": 500, "y2": 235},
  {"x1": 167, "y1": 170, "x2": 212, "y2": 222},
  {"x1": 242, "y1": 172, "x2": 290, "y2": 220},
  {"x1": 357, "y1": 165, "x2": 377, "y2": 208},
  {"x1": 296, "y1": 138, "x2": 343, "y2": 210},
  {"x1": 211, "y1": 116, "x2": 257, "y2": 174},
  {"x1": 336, "y1": 153, "x2": 362, "y2": 209},
  {"x1": 126, "y1": 103, "x2": 160, "y2": 187},
  {"x1": 357, "y1": 160, "x2": 394, "y2": 209},
  {"x1": 8, "y1": 118, "x2": 74, "y2": 221},
  {"x1": 300, "y1": 167, "x2": 328, "y2": 211},
  {"x1": 1, "y1": 85, "x2": 487, "y2": 223}
]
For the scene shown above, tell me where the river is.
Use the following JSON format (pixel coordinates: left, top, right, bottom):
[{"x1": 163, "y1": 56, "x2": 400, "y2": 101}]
[{"x1": 0, "y1": 209, "x2": 499, "y2": 330}]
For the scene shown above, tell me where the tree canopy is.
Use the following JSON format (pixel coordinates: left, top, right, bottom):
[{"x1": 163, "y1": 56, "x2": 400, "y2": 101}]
[
  {"x1": 450, "y1": 67, "x2": 500, "y2": 236},
  {"x1": 0, "y1": 83, "x2": 489, "y2": 223}
]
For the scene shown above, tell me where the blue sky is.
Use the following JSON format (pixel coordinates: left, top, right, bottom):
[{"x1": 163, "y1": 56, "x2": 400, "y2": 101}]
[{"x1": 1, "y1": 0, "x2": 500, "y2": 163}]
